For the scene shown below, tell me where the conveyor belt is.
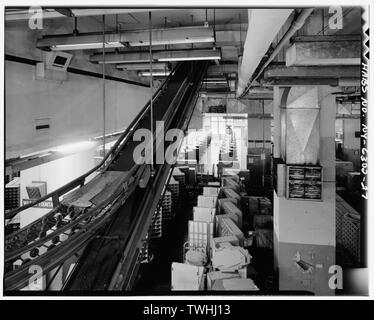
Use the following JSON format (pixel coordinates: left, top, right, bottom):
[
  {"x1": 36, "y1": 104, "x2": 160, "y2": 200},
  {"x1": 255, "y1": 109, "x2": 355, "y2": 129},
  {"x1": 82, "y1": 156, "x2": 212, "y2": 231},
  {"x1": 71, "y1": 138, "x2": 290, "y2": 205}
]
[{"x1": 4, "y1": 61, "x2": 208, "y2": 291}]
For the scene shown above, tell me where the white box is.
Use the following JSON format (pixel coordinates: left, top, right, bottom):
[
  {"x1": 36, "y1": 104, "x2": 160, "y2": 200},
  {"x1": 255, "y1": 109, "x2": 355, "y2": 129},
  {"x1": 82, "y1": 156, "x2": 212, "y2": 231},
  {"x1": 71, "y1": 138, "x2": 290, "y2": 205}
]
[
  {"x1": 203, "y1": 187, "x2": 220, "y2": 196},
  {"x1": 171, "y1": 262, "x2": 205, "y2": 290},
  {"x1": 193, "y1": 207, "x2": 216, "y2": 223},
  {"x1": 207, "y1": 271, "x2": 240, "y2": 290},
  {"x1": 197, "y1": 195, "x2": 217, "y2": 208},
  {"x1": 188, "y1": 220, "x2": 214, "y2": 250}
]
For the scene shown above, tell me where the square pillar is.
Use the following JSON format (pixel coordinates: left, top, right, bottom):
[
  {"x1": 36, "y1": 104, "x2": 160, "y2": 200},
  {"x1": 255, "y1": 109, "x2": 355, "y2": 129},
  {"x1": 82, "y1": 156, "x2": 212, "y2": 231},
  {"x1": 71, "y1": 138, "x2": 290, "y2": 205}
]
[{"x1": 273, "y1": 86, "x2": 336, "y2": 296}]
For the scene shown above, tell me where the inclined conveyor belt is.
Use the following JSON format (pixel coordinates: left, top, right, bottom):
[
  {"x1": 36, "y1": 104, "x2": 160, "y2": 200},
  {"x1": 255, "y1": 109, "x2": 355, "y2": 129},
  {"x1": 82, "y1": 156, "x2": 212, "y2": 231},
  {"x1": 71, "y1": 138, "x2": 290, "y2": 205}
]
[{"x1": 4, "y1": 61, "x2": 208, "y2": 291}]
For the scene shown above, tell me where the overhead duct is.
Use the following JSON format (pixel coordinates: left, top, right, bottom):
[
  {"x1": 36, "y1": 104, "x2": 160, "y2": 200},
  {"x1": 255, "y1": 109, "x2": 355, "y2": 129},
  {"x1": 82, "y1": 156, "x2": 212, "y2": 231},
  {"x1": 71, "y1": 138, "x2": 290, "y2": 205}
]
[
  {"x1": 90, "y1": 49, "x2": 221, "y2": 64},
  {"x1": 37, "y1": 26, "x2": 215, "y2": 51},
  {"x1": 239, "y1": 9, "x2": 314, "y2": 98},
  {"x1": 236, "y1": 9, "x2": 293, "y2": 97}
]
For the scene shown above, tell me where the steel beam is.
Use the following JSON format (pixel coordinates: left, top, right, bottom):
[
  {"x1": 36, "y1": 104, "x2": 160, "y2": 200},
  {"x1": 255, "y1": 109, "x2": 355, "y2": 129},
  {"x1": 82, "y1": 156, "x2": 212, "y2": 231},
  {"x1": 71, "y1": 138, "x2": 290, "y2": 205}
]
[{"x1": 264, "y1": 65, "x2": 360, "y2": 79}]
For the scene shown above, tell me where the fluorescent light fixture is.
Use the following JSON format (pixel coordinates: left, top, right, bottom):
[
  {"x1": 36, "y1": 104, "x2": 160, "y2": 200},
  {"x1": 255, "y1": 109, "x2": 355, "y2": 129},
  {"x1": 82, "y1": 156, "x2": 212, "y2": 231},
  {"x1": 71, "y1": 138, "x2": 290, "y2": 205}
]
[
  {"x1": 90, "y1": 49, "x2": 222, "y2": 64},
  {"x1": 52, "y1": 141, "x2": 95, "y2": 154},
  {"x1": 97, "y1": 59, "x2": 152, "y2": 64},
  {"x1": 117, "y1": 62, "x2": 169, "y2": 71},
  {"x1": 202, "y1": 81, "x2": 228, "y2": 85},
  {"x1": 202, "y1": 79, "x2": 228, "y2": 84},
  {"x1": 158, "y1": 55, "x2": 221, "y2": 62},
  {"x1": 51, "y1": 42, "x2": 123, "y2": 51},
  {"x1": 128, "y1": 37, "x2": 214, "y2": 47},
  {"x1": 138, "y1": 71, "x2": 170, "y2": 77}
]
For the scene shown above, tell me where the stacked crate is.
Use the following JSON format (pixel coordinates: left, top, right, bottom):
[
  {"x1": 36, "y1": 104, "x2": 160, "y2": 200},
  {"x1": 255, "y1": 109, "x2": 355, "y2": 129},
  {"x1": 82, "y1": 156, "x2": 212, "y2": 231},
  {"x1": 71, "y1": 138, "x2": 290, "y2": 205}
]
[
  {"x1": 243, "y1": 196, "x2": 272, "y2": 216},
  {"x1": 5, "y1": 178, "x2": 21, "y2": 211},
  {"x1": 336, "y1": 195, "x2": 361, "y2": 264},
  {"x1": 188, "y1": 189, "x2": 218, "y2": 261},
  {"x1": 218, "y1": 217, "x2": 245, "y2": 246},
  {"x1": 222, "y1": 188, "x2": 241, "y2": 203},
  {"x1": 167, "y1": 176, "x2": 180, "y2": 214},
  {"x1": 161, "y1": 190, "x2": 173, "y2": 221},
  {"x1": 188, "y1": 167, "x2": 197, "y2": 185},
  {"x1": 222, "y1": 176, "x2": 240, "y2": 189},
  {"x1": 188, "y1": 220, "x2": 214, "y2": 250},
  {"x1": 221, "y1": 201, "x2": 243, "y2": 229},
  {"x1": 149, "y1": 205, "x2": 162, "y2": 239},
  {"x1": 218, "y1": 198, "x2": 237, "y2": 213},
  {"x1": 172, "y1": 167, "x2": 186, "y2": 197},
  {"x1": 244, "y1": 196, "x2": 273, "y2": 249},
  {"x1": 140, "y1": 234, "x2": 151, "y2": 264},
  {"x1": 172, "y1": 172, "x2": 260, "y2": 292},
  {"x1": 186, "y1": 185, "x2": 200, "y2": 206},
  {"x1": 177, "y1": 166, "x2": 190, "y2": 185}
]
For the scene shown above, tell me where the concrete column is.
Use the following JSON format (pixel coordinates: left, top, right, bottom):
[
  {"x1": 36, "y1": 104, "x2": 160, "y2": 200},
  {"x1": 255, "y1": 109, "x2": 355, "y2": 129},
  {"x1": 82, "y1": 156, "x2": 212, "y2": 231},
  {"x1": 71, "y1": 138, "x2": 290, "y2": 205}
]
[{"x1": 273, "y1": 86, "x2": 336, "y2": 296}]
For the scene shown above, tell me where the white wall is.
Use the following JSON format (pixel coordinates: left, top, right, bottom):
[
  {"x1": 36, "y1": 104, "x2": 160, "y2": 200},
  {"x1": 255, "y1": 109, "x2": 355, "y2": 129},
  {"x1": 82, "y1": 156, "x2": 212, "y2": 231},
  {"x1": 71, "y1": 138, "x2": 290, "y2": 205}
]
[
  {"x1": 5, "y1": 61, "x2": 150, "y2": 158},
  {"x1": 248, "y1": 118, "x2": 271, "y2": 141},
  {"x1": 343, "y1": 119, "x2": 360, "y2": 149},
  {"x1": 19, "y1": 147, "x2": 97, "y2": 227}
]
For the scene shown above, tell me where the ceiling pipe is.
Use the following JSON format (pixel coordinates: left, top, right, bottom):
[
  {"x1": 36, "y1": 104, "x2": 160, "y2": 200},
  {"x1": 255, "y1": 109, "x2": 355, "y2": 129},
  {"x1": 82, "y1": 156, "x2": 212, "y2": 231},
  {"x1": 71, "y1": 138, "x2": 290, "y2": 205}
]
[{"x1": 238, "y1": 8, "x2": 314, "y2": 99}]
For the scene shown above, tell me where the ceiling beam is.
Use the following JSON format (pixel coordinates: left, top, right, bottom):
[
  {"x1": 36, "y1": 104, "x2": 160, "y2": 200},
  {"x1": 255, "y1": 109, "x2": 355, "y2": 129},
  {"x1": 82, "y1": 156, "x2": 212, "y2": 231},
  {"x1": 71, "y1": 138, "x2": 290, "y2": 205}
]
[
  {"x1": 264, "y1": 65, "x2": 360, "y2": 79},
  {"x1": 286, "y1": 40, "x2": 361, "y2": 66},
  {"x1": 262, "y1": 78, "x2": 360, "y2": 86},
  {"x1": 207, "y1": 64, "x2": 238, "y2": 75},
  {"x1": 90, "y1": 49, "x2": 221, "y2": 64},
  {"x1": 292, "y1": 35, "x2": 362, "y2": 42}
]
